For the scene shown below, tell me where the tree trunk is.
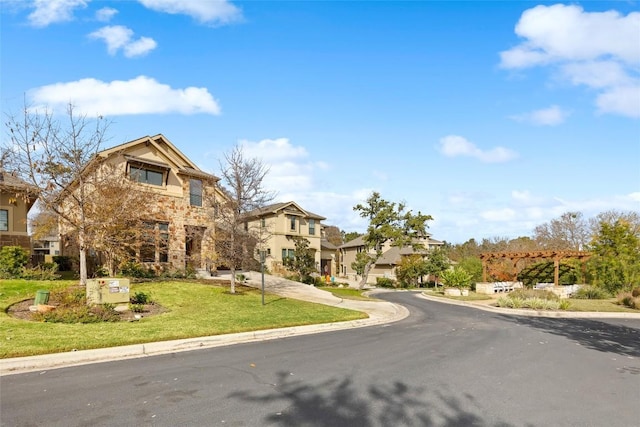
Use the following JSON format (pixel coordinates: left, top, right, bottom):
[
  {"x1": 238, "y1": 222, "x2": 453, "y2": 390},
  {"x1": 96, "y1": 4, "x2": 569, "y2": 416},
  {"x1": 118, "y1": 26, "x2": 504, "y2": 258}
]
[
  {"x1": 358, "y1": 262, "x2": 373, "y2": 289},
  {"x1": 230, "y1": 266, "x2": 236, "y2": 294},
  {"x1": 78, "y1": 232, "x2": 88, "y2": 287}
]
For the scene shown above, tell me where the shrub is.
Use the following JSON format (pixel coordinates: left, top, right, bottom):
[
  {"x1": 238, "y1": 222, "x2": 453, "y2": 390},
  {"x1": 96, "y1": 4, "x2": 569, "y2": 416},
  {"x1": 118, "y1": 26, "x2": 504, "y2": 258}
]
[
  {"x1": 20, "y1": 263, "x2": 60, "y2": 280},
  {"x1": 0, "y1": 246, "x2": 29, "y2": 278},
  {"x1": 440, "y1": 266, "x2": 473, "y2": 289},
  {"x1": 376, "y1": 277, "x2": 396, "y2": 288},
  {"x1": 236, "y1": 273, "x2": 246, "y2": 283},
  {"x1": 120, "y1": 261, "x2": 155, "y2": 278},
  {"x1": 573, "y1": 285, "x2": 610, "y2": 300},
  {"x1": 510, "y1": 288, "x2": 559, "y2": 301},
  {"x1": 130, "y1": 303, "x2": 145, "y2": 313},
  {"x1": 52, "y1": 256, "x2": 73, "y2": 271},
  {"x1": 632, "y1": 287, "x2": 640, "y2": 298},
  {"x1": 559, "y1": 299, "x2": 571, "y2": 310},
  {"x1": 130, "y1": 291, "x2": 152, "y2": 305},
  {"x1": 34, "y1": 303, "x2": 119, "y2": 323},
  {"x1": 618, "y1": 292, "x2": 640, "y2": 310}
]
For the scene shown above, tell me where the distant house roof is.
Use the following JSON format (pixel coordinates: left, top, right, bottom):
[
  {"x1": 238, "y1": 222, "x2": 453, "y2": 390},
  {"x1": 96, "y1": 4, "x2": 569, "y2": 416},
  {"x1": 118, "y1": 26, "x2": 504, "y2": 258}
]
[
  {"x1": 321, "y1": 239, "x2": 338, "y2": 250},
  {"x1": 0, "y1": 169, "x2": 38, "y2": 195},
  {"x1": 339, "y1": 235, "x2": 366, "y2": 249},
  {"x1": 375, "y1": 245, "x2": 428, "y2": 266},
  {"x1": 244, "y1": 201, "x2": 326, "y2": 221}
]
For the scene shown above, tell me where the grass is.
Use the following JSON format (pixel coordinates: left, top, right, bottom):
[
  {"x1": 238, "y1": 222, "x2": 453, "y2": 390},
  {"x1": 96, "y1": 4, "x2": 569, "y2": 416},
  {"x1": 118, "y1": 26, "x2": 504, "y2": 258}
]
[
  {"x1": 565, "y1": 298, "x2": 639, "y2": 313},
  {"x1": 0, "y1": 279, "x2": 367, "y2": 358},
  {"x1": 318, "y1": 286, "x2": 378, "y2": 301},
  {"x1": 423, "y1": 287, "x2": 639, "y2": 313},
  {"x1": 424, "y1": 289, "x2": 493, "y2": 301}
]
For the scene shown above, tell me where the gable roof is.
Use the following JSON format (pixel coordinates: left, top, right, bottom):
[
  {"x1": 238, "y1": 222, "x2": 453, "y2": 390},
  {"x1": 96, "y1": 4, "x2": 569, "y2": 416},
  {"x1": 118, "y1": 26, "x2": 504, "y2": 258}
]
[
  {"x1": 99, "y1": 134, "x2": 219, "y2": 182},
  {"x1": 0, "y1": 169, "x2": 38, "y2": 194},
  {"x1": 244, "y1": 201, "x2": 326, "y2": 221}
]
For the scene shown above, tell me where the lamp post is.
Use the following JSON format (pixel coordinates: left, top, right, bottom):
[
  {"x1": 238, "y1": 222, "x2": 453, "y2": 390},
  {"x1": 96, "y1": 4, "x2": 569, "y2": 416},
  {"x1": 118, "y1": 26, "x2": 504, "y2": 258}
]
[{"x1": 261, "y1": 250, "x2": 265, "y2": 306}]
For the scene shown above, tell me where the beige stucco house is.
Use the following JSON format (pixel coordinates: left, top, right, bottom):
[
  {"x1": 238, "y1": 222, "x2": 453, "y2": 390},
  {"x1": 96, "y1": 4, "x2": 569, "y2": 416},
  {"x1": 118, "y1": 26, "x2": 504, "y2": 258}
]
[
  {"x1": 59, "y1": 134, "x2": 225, "y2": 273},
  {"x1": 243, "y1": 201, "x2": 327, "y2": 274},
  {"x1": 339, "y1": 233, "x2": 444, "y2": 284},
  {"x1": 0, "y1": 169, "x2": 38, "y2": 252}
]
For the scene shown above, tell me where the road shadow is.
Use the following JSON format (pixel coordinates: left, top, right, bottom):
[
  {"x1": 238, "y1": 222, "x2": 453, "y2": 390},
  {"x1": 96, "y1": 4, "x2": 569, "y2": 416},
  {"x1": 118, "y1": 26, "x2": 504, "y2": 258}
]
[
  {"x1": 229, "y1": 371, "x2": 518, "y2": 426},
  {"x1": 498, "y1": 315, "x2": 640, "y2": 357}
]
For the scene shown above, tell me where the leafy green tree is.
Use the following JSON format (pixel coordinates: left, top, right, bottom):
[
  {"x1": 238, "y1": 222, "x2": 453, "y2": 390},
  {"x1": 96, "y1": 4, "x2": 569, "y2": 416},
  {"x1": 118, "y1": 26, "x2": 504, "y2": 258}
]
[
  {"x1": 283, "y1": 237, "x2": 317, "y2": 283},
  {"x1": 440, "y1": 266, "x2": 473, "y2": 289},
  {"x1": 353, "y1": 192, "x2": 433, "y2": 289},
  {"x1": 395, "y1": 254, "x2": 429, "y2": 287},
  {"x1": 342, "y1": 231, "x2": 361, "y2": 243},
  {"x1": 423, "y1": 246, "x2": 450, "y2": 288},
  {"x1": 588, "y1": 215, "x2": 640, "y2": 293},
  {"x1": 457, "y1": 256, "x2": 482, "y2": 283}
]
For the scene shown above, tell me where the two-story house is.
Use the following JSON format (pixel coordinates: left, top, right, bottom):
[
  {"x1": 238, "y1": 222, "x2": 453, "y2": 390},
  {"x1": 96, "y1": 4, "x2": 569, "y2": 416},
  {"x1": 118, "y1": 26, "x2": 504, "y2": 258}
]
[
  {"x1": 0, "y1": 169, "x2": 38, "y2": 252},
  {"x1": 243, "y1": 201, "x2": 326, "y2": 274},
  {"x1": 339, "y1": 233, "x2": 444, "y2": 284},
  {"x1": 59, "y1": 134, "x2": 225, "y2": 273}
]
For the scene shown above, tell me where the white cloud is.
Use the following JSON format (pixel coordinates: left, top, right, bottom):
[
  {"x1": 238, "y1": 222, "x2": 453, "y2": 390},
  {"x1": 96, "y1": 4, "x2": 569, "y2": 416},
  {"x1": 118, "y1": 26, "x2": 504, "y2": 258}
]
[
  {"x1": 95, "y1": 7, "x2": 118, "y2": 22},
  {"x1": 138, "y1": 0, "x2": 242, "y2": 25},
  {"x1": 510, "y1": 105, "x2": 570, "y2": 126},
  {"x1": 596, "y1": 85, "x2": 640, "y2": 119},
  {"x1": 481, "y1": 208, "x2": 517, "y2": 222},
  {"x1": 438, "y1": 135, "x2": 518, "y2": 163},
  {"x1": 28, "y1": 76, "x2": 221, "y2": 116},
  {"x1": 89, "y1": 25, "x2": 157, "y2": 57},
  {"x1": 500, "y1": 4, "x2": 640, "y2": 119},
  {"x1": 27, "y1": 0, "x2": 88, "y2": 27}
]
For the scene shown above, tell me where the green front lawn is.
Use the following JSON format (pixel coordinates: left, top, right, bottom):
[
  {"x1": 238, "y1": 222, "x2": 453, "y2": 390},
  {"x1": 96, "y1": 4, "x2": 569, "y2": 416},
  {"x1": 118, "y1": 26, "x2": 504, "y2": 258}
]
[{"x1": 0, "y1": 279, "x2": 367, "y2": 358}]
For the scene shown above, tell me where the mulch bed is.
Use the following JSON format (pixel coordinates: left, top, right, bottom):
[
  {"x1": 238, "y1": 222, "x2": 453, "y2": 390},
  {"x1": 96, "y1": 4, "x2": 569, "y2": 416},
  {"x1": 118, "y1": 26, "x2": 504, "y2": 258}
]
[{"x1": 6, "y1": 298, "x2": 166, "y2": 322}]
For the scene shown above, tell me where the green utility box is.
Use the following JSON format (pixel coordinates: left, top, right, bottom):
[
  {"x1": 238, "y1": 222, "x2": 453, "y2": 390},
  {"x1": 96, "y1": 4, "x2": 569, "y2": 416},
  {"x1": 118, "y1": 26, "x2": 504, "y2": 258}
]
[
  {"x1": 86, "y1": 278, "x2": 130, "y2": 305},
  {"x1": 34, "y1": 290, "x2": 50, "y2": 305}
]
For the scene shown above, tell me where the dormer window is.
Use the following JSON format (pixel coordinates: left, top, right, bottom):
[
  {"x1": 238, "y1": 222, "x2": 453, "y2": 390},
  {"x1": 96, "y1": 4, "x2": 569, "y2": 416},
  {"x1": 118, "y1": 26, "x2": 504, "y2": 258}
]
[
  {"x1": 130, "y1": 166, "x2": 164, "y2": 186},
  {"x1": 126, "y1": 155, "x2": 169, "y2": 187}
]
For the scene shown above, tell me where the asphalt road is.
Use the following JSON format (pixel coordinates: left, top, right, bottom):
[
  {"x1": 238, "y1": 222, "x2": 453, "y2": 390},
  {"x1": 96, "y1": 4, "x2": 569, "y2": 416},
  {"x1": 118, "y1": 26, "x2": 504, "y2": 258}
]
[{"x1": 2, "y1": 292, "x2": 639, "y2": 427}]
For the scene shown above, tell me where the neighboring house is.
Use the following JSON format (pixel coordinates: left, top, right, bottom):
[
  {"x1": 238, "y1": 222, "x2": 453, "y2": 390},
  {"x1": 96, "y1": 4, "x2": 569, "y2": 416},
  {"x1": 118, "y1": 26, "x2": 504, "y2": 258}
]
[
  {"x1": 243, "y1": 201, "x2": 326, "y2": 274},
  {"x1": 320, "y1": 236, "x2": 338, "y2": 277},
  {"x1": 0, "y1": 169, "x2": 38, "y2": 252},
  {"x1": 339, "y1": 234, "x2": 444, "y2": 284},
  {"x1": 32, "y1": 236, "x2": 61, "y2": 258},
  {"x1": 59, "y1": 134, "x2": 225, "y2": 272}
]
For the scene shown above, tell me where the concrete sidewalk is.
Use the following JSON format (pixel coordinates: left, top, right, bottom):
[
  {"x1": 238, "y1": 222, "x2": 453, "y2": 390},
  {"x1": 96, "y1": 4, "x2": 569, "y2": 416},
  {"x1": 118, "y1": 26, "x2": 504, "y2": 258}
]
[{"x1": 0, "y1": 274, "x2": 408, "y2": 376}]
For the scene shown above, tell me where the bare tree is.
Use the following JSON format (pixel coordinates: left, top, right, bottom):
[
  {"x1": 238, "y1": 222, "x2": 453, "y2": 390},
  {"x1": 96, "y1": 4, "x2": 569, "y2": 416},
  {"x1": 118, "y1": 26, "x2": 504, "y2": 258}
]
[
  {"x1": 533, "y1": 211, "x2": 590, "y2": 250},
  {"x1": 3, "y1": 103, "x2": 113, "y2": 285},
  {"x1": 212, "y1": 144, "x2": 275, "y2": 294}
]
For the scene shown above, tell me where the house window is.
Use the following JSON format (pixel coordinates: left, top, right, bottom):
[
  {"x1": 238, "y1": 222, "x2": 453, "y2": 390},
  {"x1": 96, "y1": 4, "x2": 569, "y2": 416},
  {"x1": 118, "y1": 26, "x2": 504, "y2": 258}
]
[
  {"x1": 261, "y1": 218, "x2": 266, "y2": 228},
  {"x1": 190, "y1": 179, "x2": 202, "y2": 206},
  {"x1": 289, "y1": 215, "x2": 296, "y2": 231},
  {"x1": 309, "y1": 219, "x2": 315, "y2": 235},
  {"x1": 0, "y1": 209, "x2": 7, "y2": 231},
  {"x1": 282, "y1": 248, "x2": 294, "y2": 260},
  {"x1": 130, "y1": 166, "x2": 164, "y2": 186},
  {"x1": 141, "y1": 222, "x2": 169, "y2": 263}
]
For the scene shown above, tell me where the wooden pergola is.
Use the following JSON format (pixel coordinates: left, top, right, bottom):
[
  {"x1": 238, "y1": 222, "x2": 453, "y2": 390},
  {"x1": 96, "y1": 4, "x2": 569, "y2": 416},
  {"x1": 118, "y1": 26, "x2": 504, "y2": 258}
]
[{"x1": 480, "y1": 250, "x2": 591, "y2": 286}]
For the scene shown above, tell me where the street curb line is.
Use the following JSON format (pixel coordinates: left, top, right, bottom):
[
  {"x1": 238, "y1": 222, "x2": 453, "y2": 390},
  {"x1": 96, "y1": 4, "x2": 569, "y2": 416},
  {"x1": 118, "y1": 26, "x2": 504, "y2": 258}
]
[
  {"x1": 0, "y1": 301, "x2": 409, "y2": 376},
  {"x1": 417, "y1": 292, "x2": 640, "y2": 319}
]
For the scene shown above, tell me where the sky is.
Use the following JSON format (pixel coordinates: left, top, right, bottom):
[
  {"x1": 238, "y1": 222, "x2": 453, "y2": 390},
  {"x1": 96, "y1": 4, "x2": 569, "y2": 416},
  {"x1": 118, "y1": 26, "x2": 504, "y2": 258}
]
[{"x1": 1, "y1": 0, "x2": 639, "y2": 244}]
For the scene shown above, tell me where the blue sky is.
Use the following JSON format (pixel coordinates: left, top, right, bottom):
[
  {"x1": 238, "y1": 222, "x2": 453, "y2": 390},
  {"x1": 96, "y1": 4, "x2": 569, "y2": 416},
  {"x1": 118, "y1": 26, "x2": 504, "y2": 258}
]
[{"x1": 1, "y1": 0, "x2": 639, "y2": 243}]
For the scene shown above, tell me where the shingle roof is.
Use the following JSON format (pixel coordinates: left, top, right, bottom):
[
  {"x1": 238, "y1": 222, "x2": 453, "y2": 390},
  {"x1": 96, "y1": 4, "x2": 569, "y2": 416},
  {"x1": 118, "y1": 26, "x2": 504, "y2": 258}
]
[
  {"x1": 0, "y1": 169, "x2": 38, "y2": 195},
  {"x1": 244, "y1": 201, "x2": 326, "y2": 220},
  {"x1": 339, "y1": 235, "x2": 366, "y2": 249}
]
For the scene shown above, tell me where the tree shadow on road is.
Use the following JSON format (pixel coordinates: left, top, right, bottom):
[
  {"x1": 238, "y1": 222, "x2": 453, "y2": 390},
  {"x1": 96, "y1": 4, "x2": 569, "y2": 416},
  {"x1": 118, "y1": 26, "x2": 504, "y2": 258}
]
[
  {"x1": 498, "y1": 315, "x2": 640, "y2": 357},
  {"x1": 229, "y1": 371, "x2": 518, "y2": 426}
]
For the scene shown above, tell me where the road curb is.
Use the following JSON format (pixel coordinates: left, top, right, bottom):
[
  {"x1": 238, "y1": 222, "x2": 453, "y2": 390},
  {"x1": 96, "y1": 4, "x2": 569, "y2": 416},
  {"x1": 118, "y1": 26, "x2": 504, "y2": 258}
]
[
  {"x1": 417, "y1": 292, "x2": 640, "y2": 319},
  {"x1": 0, "y1": 299, "x2": 408, "y2": 376}
]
